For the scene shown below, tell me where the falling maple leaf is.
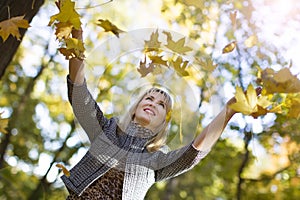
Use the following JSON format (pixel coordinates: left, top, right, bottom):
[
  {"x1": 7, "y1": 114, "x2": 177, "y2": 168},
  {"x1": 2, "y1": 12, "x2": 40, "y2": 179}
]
[
  {"x1": 48, "y1": 0, "x2": 81, "y2": 30},
  {"x1": 257, "y1": 67, "x2": 300, "y2": 94},
  {"x1": 148, "y1": 55, "x2": 168, "y2": 67},
  {"x1": 0, "y1": 15, "x2": 30, "y2": 42},
  {"x1": 56, "y1": 163, "x2": 70, "y2": 177},
  {"x1": 163, "y1": 31, "x2": 193, "y2": 54},
  {"x1": 144, "y1": 30, "x2": 161, "y2": 52},
  {"x1": 195, "y1": 57, "x2": 218, "y2": 71},
  {"x1": 137, "y1": 56, "x2": 155, "y2": 77},
  {"x1": 97, "y1": 19, "x2": 125, "y2": 38},
  {"x1": 222, "y1": 41, "x2": 237, "y2": 54},
  {"x1": 229, "y1": 84, "x2": 280, "y2": 118},
  {"x1": 171, "y1": 56, "x2": 189, "y2": 76},
  {"x1": 0, "y1": 112, "x2": 9, "y2": 134}
]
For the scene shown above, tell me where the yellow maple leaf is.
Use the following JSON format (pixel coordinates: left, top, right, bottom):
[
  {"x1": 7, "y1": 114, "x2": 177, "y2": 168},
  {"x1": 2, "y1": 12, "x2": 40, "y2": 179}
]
[
  {"x1": 48, "y1": 0, "x2": 81, "y2": 30},
  {"x1": 0, "y1": 15, "x2": 30, "y2": 42},
  {"x1": 229, "y1": 84, "x2": 258, "y2": 115},
  {"x1": 258, "y1": 67, "x2": 300, "y2": 94},
  {"x1": 144, "y1": 30, "x2": 161, "y2": 52},
  {"x1": 195, "y1": 57, "x2": 218, "y2": 71},
  {"x1": 148, "y1": 55, "x2": 168, "y2": 67},
  {"x1": 163, "y1": 31, "x2": 193, "y2": 54},
  {"x1": 0, "y1": 112, "x2": 9, "y2": 134},
  {"x1": 97, "y1": 19, "x2": 125, "y2": 38},
  {"x1": 56, "y1": 163, "x2": 70, "y2": 177},
  {"x1": 59, "y1": 38, "x2": 85, "y2": 60},
  {"x1": 171, "y1": 56, "x2": 189, "y2": 76},
  {"x1": 229, "y1": 84, "x2": 280, "y2": 117},
  {"x1": 222, "y1": 41, "x2": 237, "y2": 54}
]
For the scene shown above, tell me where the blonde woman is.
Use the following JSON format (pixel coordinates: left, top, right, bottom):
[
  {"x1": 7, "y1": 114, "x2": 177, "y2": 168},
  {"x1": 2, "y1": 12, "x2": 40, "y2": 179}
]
[{"x1": 62, "y1": 29, "x2": 251, "y2": 200}]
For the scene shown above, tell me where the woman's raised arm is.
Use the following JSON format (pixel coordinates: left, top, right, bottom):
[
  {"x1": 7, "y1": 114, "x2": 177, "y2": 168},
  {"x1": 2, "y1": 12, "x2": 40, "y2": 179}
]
[
  {"x1": 192, "y1": 101, "x2": 236, "y2": 151},
  {"x1": 69, "y1": 28, "x2": 85, "y2": 85},
  {"x1": 193, "y1": 87, "x2": 262, "y2": 151}
]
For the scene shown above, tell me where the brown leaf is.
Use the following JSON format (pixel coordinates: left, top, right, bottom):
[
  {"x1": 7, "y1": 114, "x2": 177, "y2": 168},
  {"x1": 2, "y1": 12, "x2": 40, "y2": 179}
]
[
  {"x1": 137, "y1": 56, "x2": 155, "y2": 77},
  {"x1": 55, "y1": 22, "x2": 73, "y2": 40},
  {"x1": 0, "y1": 15, "x2": 30, "y2": 42}
]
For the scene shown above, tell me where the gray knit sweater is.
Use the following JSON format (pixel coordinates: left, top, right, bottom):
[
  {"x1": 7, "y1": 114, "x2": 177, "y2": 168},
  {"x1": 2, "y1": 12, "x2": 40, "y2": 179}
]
[{"x1": 61, "y1": 77, "x2": 210, "y2": 199}]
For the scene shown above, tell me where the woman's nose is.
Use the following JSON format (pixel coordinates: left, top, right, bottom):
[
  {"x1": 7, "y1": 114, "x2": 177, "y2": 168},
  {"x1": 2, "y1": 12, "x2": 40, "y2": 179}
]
[{"x1": 148, "y1": 101, "x2": 155, "y2": 107}]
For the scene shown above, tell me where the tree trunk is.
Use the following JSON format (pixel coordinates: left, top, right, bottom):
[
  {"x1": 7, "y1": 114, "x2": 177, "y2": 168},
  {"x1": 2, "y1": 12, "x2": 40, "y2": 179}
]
[{"x1": 0, "y1": 0, "x2": 45, "y2": 79}]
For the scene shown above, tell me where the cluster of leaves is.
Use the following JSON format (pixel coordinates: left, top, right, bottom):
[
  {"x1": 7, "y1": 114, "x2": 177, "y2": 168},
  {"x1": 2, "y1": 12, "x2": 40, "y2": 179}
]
[
  {"x1": 0, "y1": 15, "x2": 30, "y2": 42},
  {"x1": 48, "y1": 0, "x2": 85, "y2": 60},
  {"x1": 137, "y1": 30, "x2": 219, "y2": 77},
  {"x1": 229, "y1": 67, "x2": 300, "y2": 119}
]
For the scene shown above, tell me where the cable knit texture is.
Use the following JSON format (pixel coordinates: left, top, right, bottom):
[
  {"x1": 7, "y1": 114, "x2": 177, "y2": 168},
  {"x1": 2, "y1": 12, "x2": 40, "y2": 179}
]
[{"x1": 62, "y1": 76, "x2": 210, "y2": 199}]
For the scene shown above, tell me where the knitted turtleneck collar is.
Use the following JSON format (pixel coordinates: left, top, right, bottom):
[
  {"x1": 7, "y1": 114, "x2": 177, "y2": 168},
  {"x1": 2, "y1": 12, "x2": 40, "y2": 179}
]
[{"x1": 125, "y1": 121, "x2": 156, "y2": 140}]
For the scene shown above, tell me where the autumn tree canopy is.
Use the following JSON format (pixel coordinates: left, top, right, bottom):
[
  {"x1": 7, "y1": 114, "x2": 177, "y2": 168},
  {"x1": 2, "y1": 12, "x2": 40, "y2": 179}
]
[{"x1": 0, "y1": 0, "x2": 300, "y2": 199}]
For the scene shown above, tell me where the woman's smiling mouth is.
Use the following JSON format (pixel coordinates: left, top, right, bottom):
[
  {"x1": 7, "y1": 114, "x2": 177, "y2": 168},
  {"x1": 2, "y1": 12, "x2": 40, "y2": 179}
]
[{"x1": 144, "y1": 108, "x2": 155, "y2": 115}]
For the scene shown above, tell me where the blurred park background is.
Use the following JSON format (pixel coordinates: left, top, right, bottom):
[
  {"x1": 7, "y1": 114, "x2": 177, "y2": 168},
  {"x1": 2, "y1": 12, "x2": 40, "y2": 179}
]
[{"x1": 0, "y1": 0, "x2": 300, "y2": 199}]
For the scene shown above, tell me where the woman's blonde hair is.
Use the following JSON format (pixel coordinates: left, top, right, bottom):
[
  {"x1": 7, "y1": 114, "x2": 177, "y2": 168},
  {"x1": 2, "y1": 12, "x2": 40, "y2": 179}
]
[{"x1": 118, "y1": 87, "x2": 173, "y2": 152}]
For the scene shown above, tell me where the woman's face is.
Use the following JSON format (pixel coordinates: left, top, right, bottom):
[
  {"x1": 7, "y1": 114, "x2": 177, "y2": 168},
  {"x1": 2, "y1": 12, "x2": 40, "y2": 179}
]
[{"x1": 133, "y1": 91, "x2": 167, "y2": 132}]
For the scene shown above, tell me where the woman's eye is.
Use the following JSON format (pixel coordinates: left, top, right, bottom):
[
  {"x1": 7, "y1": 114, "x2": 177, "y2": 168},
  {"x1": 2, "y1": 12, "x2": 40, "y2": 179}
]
[{"x1": 159, "y1": 103, "x2": 165, "y2": 108}]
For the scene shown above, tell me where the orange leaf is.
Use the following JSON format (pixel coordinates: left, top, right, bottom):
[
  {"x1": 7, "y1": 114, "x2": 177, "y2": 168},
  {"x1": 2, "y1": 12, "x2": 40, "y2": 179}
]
[{"x1": 0, "y1": 15, "x2": 30, "y2": 42}]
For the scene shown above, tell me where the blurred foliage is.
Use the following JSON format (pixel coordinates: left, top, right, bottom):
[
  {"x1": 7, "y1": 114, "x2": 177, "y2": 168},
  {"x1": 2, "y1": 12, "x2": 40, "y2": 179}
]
[{"x1": 0, "y1": 0, "x2": 299, "y2": 199}]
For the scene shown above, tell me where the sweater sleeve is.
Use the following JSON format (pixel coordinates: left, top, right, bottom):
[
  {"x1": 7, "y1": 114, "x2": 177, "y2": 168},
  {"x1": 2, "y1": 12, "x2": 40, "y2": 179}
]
[
  {"x1": 67, "y1": 76, "x2": 108, "y2": 142},
  {"x1": 154, "y1": 143, "x2": 210, "y2": 181}
]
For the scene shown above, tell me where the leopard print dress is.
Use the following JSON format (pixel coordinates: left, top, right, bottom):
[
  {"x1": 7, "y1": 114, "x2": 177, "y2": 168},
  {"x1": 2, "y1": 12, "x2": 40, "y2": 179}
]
[{"x1": 66, "y1": 168, "x2": 124, "y2": 200}]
